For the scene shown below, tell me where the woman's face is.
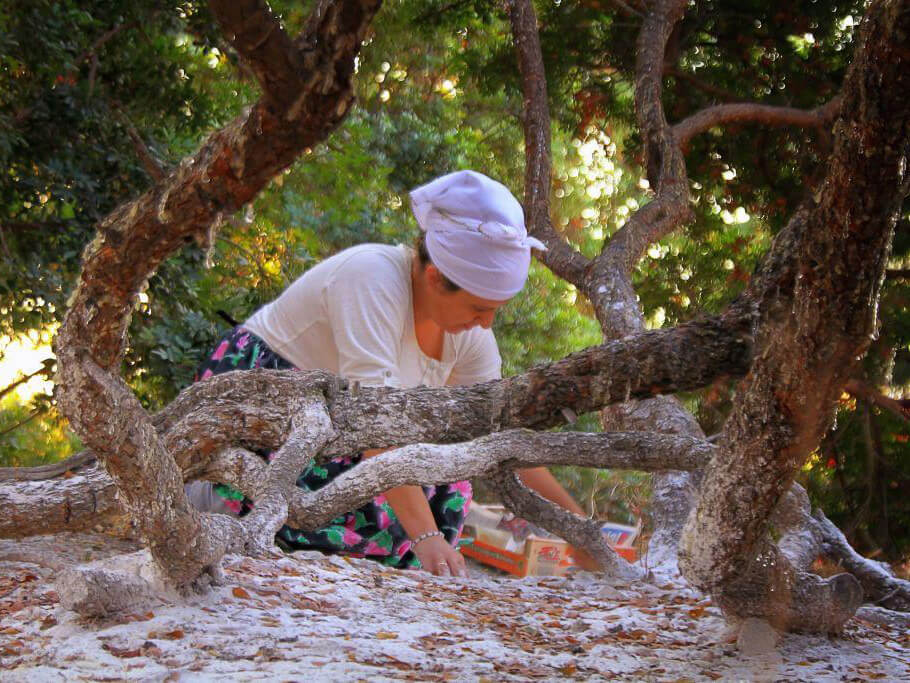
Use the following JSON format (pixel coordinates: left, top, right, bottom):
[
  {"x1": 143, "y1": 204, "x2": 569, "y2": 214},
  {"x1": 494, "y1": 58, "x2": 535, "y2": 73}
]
[{"x1": 426, "y1": 266, "x2": 509, "y2": 334}]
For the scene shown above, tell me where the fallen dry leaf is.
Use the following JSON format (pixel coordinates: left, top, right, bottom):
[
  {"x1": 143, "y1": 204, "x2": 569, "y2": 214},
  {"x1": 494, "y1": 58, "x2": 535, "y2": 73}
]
[
  {"x1": 232, "y1": 587, "x2": 251, "y2": 599},
  {"x1": 102, "y1": 643, "x2": 143, "y2": 659},
  {"x1": 375, "y1": 631, "x2": 398, "y2": 640}
]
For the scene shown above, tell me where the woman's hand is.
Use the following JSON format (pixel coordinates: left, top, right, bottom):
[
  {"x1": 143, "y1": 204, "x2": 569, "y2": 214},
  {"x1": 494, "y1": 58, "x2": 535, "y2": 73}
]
[{"x1": 412, "y1": 535, "x2": 469, "y2": 578}]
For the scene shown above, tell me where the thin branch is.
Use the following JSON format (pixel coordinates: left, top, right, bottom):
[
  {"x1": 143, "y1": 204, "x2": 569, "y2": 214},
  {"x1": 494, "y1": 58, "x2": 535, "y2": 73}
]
[
  {"x1": 75, "y1": 21, "x2": 140, "y2": 68},
  {"x1": 0, "y1": 408, "x2": 46, "y2": 437},
  {"x1": 505, "y1": 0, "x2": 591, "y2": 289},
  {"x1": 0, "y1": 449, "x2": 96, "y2": 482},
  {"x1": 491, "y1": 469, "x2": 646, "y2": 579},
  {"x1": 117, "y1": 111, "x2": 167, "y2": 182},
  {"x1": 665, "y1": 65, "x2": 749, "y2": 104},
  {"x1": 0, "y1": 222, "x2": 11, "y2": 259},
  {"x1": 846, "y1": 379, "x2": 909, "y2": 423},
  {"x1": 0, "y1": 364, "x2": 51, "y2": 402},
  {"x1": 672, "y1": 97, "x2": 842, "y2": 150},
  {"x1": 0, "y1": 219, "x2": 71, "y2": 235},
  {"x1": 605, "y1": 0, "x2": 646, "y2": 19}
]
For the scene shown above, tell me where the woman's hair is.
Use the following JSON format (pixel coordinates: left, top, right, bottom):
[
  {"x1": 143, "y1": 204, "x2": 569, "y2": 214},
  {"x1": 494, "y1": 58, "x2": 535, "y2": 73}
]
[{"x1": 414, "y1": 233, "x2": 461, "y2": 292}]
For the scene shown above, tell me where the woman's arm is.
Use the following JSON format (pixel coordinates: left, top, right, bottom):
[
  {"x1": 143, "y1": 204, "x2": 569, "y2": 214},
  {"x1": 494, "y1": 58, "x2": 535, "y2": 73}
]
[
  {"x1": 517, "y1": 466, "x2": 587, "y2": 516},
  {"x1": 362, "y1": 448, "x2": 468, "y2": 578}
]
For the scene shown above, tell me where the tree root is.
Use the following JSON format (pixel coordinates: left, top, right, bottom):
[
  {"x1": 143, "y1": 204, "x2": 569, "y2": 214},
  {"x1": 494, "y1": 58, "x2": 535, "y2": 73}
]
[
  {"x1": 491, "y1": 470, "x2": 647, "y2": 581},
  {"x1": 855, "y1": 605, "x2": 910, "y2": 630},
  {"x1": 814, "y1": 509, "x2": 910, "y2": 612},
  {"x1": 771, "y1": 484, "x2": 823, "y2": 572},
  {"x1": 711, "y1": 542, "x2": 863, "y2": 634},
  {"x1": 56, "y1": 549, "x2": 180, "y2": 617}
]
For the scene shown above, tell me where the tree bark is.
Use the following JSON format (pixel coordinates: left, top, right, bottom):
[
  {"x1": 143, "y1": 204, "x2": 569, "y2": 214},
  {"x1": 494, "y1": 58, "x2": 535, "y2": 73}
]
[
  {"x1": 507, "y1": 0, "x2": 705, "y2": 574},
  {"x1": 2, "y1": 339, "x2": 730, "y2": 538},
  {"x1": 814, "y1": 510, "x2": 910, "y2": 612},
  {"x1": 679, "y1": 0, "x2": 910, "y2": 632},
  {"x1": 51, "y1": 0, "x2": 383, "y2": 591}
]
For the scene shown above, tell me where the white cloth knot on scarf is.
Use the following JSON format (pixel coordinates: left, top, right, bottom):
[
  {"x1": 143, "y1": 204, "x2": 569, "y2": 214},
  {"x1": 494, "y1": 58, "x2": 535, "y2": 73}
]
[{"x1": 408, "y1": 170, "x2": 546, "y2": 300}]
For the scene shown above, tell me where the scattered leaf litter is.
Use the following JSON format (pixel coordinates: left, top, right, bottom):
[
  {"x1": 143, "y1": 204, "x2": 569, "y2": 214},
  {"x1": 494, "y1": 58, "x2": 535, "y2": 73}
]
[{"x1": 1, "y1": 533, "x2": 907, "y2": 680}]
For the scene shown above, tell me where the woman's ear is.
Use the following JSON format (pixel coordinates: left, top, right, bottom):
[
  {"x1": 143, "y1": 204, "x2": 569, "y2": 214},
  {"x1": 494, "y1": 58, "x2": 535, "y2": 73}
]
[{"x1": 425, "y1": 264, "x2": 447, "y2": 295}]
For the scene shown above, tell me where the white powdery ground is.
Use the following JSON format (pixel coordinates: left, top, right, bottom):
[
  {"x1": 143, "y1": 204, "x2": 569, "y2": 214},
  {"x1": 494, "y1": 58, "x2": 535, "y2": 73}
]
[{"x1": 1, "y1": 533, "x2": 908, "y2": 681}]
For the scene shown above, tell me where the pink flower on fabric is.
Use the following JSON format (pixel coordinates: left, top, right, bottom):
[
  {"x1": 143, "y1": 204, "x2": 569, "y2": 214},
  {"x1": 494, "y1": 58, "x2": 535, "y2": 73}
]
[
  {"x1": 344, "y1": 515, "x2": 357, "y2": 530},
  {"x1": 376, "y1": 508, "x2": 391, "y2": 530},
  {"x1": 450, "y1": 480, "x2": 472, "y2": 498},
  {"x1": 374, "y1": 494, "x2": 387, "y2": 506},
  {"x1": 397, "y1": 541, "x2": 411, "y2": 558},
  {"x1": 364, "y1": 541, "x2": 390, "y2": 556},
  {"x1": 211, "y1": 340, "x2": 230, "y2": 361},
  {"x1": 343, "y1": 528, "x2": 362, "y2": 546},
  {"x1": 200, "y1": 368, "x2": 213, "y2": 380},
  {"x1": 223, "y1": 499, "x2": 243, "y2": 514},
  {"x1": 236, "y1": 333, "x2": 250, "y2": 350}
]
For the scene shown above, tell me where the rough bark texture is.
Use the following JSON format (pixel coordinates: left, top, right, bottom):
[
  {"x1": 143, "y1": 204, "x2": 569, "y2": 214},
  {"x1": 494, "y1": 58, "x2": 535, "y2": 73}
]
[
  {"x1": 0, "y1": 384, "x2": 714, "y2": 538},
  {"x1": 771, "y1": 484, "x2": 823, "y2": 573},
  {"x1": 815, "y1": 510, "x2": 910, "y2": 612},
  {"x1": 286, "y1": 429, "x2": 711, "y2": 531},
  {"x1": 2, "y1": 310, "x2": 746, "y2": 542},
  {"x1": 679, "y1": 0, "x2": 909, "y2": 632},
  {"x1": 507, "y1": 0, "x2": 703, "y2": 573},
  {"x1": 0, "y1": 462, "x2": 125, "y2": 538},
  {"x1": 50, "y1": 0, "x2": 382, "y2": 596},
  {"x1": 491, "y1": 470, "x2": 647, "y2": 581}
]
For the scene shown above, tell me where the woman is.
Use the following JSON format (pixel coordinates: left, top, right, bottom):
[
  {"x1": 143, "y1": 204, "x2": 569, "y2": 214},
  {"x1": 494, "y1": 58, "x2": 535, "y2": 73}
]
[{"x1": 190, "y1": 170, "x2": 589, "y2": 577}]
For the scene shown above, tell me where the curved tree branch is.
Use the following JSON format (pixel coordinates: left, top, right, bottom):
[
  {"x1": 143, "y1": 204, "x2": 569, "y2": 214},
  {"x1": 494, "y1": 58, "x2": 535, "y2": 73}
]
[
  {"x1": 52, "y1": 0, "x2": 383, "y2": 589},
  {"x1": 845, "y1": 379, "x2": 910, "y2": 423},
  {"x1": 672, "y1": 98, "x2": 842, "y2": 150},
  {"x1": 0, "y1": 340, "x2": 732, "y2": 537},
  {"x1": 505, "y1": 0, "x2": 591, "y2": 289},
  {"x1": 679, "y1": 0, "x2": 910, "y2": 632},
  {"x1": 286, "y1": 429, "x2": 713, "y2": 530},
  {"x1": 490, "y1": 470, "x2": 647, "y2": 580},
  {"x1": 814, "y1": 510, "x2": 910, "y2": 612}
]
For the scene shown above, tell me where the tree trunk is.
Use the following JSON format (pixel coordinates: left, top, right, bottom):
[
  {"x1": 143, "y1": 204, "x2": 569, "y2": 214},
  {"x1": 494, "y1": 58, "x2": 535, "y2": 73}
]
[
  {"x1": 679, "y1": 0, "x2": 910, "y2": 632},
  {"x1": 51, "y1": 0, "x2": 384, "y2": 592}
]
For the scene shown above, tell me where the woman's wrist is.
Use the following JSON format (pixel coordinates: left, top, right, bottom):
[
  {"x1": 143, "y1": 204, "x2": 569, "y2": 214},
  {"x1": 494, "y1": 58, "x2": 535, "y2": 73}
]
[{"x1": 410, "y1": 529, "x2": 443, "y2": 547}]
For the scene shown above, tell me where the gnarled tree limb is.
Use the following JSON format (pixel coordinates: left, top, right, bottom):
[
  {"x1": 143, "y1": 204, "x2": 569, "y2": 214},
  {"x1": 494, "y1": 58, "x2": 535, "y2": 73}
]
[
  {"x1": 814, "y1": 510, "x2": 910, "y2": 612},
  {"x1": 490, "y1": 470, "x2": 647, "y2": 581},
  {"x1": 672, "y1": 98, "x2": 841, "y2": 151},
  {"x1": 506, "y1": 0, "x2": 591, "y2": 289},
  {"x1": 52, "y1": 0, "x2": 383, "y2": 590},
  {"x1": 679, "y1": 0, "x2": 909, "y2": 632},
  {"x1": 286, "y1": 429, "x2": 713, "y2": 531}
]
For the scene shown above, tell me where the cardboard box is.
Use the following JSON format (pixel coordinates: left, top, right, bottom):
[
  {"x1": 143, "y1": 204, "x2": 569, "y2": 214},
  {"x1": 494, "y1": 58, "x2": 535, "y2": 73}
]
[
  {"x1": 460, "y1": 504, "x2": 640, "y2": 577},
  {"x1": 461, "y1": 535, "x2": 576, "y2": 577}
]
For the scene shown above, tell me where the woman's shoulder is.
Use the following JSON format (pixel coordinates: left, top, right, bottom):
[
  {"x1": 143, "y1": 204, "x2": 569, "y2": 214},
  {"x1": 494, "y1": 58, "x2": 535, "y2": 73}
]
[{"x1": 323, "y1": 243, "x2": 410, "y2": 281}]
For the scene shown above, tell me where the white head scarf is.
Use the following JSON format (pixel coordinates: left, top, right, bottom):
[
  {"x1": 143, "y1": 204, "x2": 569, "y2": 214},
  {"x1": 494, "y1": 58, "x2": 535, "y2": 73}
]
[{"x1": 409, "y1": 170, "x2": 546, "y2": 300}]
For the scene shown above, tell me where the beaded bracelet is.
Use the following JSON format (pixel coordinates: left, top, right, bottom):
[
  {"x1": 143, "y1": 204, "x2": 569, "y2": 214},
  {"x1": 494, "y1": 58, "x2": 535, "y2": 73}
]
[{"x1": 411, "y1": 530, "x2": 443, "y2": 547}]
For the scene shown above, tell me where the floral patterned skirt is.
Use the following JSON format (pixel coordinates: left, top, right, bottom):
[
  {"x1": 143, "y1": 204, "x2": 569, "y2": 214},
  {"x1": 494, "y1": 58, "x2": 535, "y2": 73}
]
[{"x1": 195, "y1": 326, "x2": 472, "y2": 569}]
